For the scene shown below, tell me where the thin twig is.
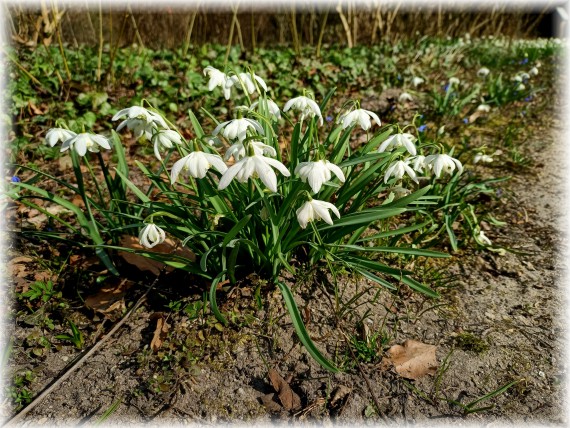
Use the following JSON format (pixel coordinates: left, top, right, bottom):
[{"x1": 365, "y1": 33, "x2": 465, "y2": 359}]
[{"x1": 4, "y1": 268, "x2": 168, "y2": 426}]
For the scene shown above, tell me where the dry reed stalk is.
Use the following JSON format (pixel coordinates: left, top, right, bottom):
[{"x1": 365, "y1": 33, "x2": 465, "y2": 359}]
[
  {"x1": 127, "y1": 5, "x2": 145, "y2": 49},
  {"x1": 96, "y1": 0, "x2": 103, "y2": 82},
  {"x1": 316, "y1": 9, "x2": 328, "y2": 58},
  {"x1": 336, "y1": 2, "x2": 353, "y2": 48},
  {"x1": 290, "y1": 5, "x2": 300, "y2": 55}
]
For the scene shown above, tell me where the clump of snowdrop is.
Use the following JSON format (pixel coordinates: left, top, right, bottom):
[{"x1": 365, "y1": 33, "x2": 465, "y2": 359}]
[
  {"x1": 473, "y1": 153, "x2": 494, "y2": 164},
  {"x1": 377, "y1": 133, "x2": 417, "y2": 156},
  {"x1": 294, "y1": 160, "x2": 345, "y2": 193},
  {"x1": 296, "y1": 199, "x2": 341, "y2": 229},
  {"x1": 477, "y1": 104, "x2": 491, "y2": 112},
  {"x1": 529, "y1": 67, "x2": 539, "y2": 76},
  {"x1": 399, "y1": 92, "x2": 413, "y2": 103},
  {"x1": 204, "y1": 66, "x2": 233, "y2": 100},
  {"x1": 230, "y1": 72, "x2": 269, "y2": 94},
  {"x1": 224, "y1": 141, "x2": 276, "y2": 162},
  {"x1": 283, "y1": 95, "x2": 324, "y2": 125},
  {"x1": 139, "y1": 223, "x2": 166, "y2": 249}
]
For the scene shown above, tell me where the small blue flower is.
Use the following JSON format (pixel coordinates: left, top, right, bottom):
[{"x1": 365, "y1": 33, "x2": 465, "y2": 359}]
[
  {"x1": 326, "y1": 115, "x2": 333, "y2": 122},
  {"x1": 418, "y1": 124, "x2": 427, "y2": 132},
  {"x1": 11, "y1": 176, "x2": 20, "y2": 183},
  {"x1": 519, "y1": 58, "x2": 529, "y2": 65},
  {"x1": 463, "y1": 118, "x2": 469, "y2": 124},
  {"x1": 397, "y1": 74, "x2": 402, "y2": 81},
  {"x1": 390, "y1": 105, "x2": 396, "y2": 111},
  {"x1": 524, "y1": 95, "x2": 533, "y2": 102},
  {"x1": 444, "y1": 84, "x2": 450, "y2": 92}
]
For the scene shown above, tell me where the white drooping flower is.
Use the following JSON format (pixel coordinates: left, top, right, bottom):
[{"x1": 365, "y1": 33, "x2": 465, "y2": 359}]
[
  {"x1": 477, "y1": 104, "x2": 491, "y2": 112},
  {"x1": 213, "y1": 118, "x2": 264, "y2": 142},
  {"x1": 377, "y1": 133, "x2": 417, "y2": 156},
  {"x1": 296, "y1": 199, "x2": 341, "y2": 229},
  {"x1": 294, "y1": 160, "x2": 346, "y2": 193},
  {"x1": 516, "y1": 83, "x2": 526, "y2": 91},
  {"x1": 424, "y1": 153, "x2": 463, "y2": 178},
  {"x1": 529, "y1": 66, "x2": 539, "y2": 76},
  {"x1": 218, "y1": 154, "x2": 290, "y2": 193},
  {"x1": 46, "y1": 128, "x2": 76, "y2": 147},
  {"x1": 249, "y1": 99, "x2": 281, "y2": 120},
  {"x1": 384, "y1": 160, "x2": 419, "y2": 184},
  {"x1": 339, "y1": 109, "x2": 381, "y2": 131},
  {"x1": 139, "y1": 223, "x2": 166, "y2": 249},
  {"x1": 113, "y1": 106, "x2": 168, "y2": 140},
  {"x1": 476, "y1": 229, "x2": 492, "y2": 246},
  {"x1": 448, "y1": 77, "x2": 460, "y2": 86},
  {"x1": 60, "y1": 133, "x2": 111, "y2": 156},
  {"x1": 399, "y1": 92, "x2": 413, "y2": 103},
  {"x1": 170, "y1": 151, "x2": 228, "y2": 183},
  {"x1": 473, "y1": 153, "x2": 494, "y2": 164},
  {"x1": 230, "y1": 72, "x2": 269, "y2": 94},
  {"x1": 204, "y1": 66, "x2": 232, "y2": 100},
  {"x1": 224, "y1": 141, "x2": 276, "y2": 161},
  {"x1": 412, "y1": 76, "x2": 424, "y2": 87},
  {"x1": 477, "y1": 67, "x2": 490, "y2": 78},
  {"x1": 409, "y1": 155, "x2": 426, "y2": 173},
  {"x1": 283, "y1": 96, "x2": 323, "y2": 125},
  {"x1": 151, "y1": 130, "x2": 183, "y2": 160}
]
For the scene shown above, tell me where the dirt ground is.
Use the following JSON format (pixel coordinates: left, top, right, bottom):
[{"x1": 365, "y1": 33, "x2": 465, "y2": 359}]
[{"x1": 3, "y1": 74, "x2": 568, "y2": 428}]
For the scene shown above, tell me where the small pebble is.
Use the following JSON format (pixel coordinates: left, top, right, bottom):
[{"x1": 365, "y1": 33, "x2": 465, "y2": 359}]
[{"x1": 539, "y1": 371, "x2": 546, "y2": 378}]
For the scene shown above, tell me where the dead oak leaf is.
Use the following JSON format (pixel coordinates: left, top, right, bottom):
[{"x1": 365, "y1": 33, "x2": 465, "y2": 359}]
[
  {"x1": 268, "y1": 368, "x2": 301, "y2": 411},
  {"x1": 118, "y1": 235, "x2": 196, "y2": 276},
  {"x1": 384, "y1": 339, "x2": 438, "y2": 380},
  {"x1": 150, "y1": 316, "x2": 170, "y2": 352},
  {"x1": 84, "y1": 277, "x2": 133, "y2": 315}
]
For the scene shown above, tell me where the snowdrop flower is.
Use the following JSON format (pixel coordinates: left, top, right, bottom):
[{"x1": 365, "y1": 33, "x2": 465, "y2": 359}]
[
  {"x1": 218, "y1": 154, "x2": 290, "y2": 193},
  {"x1": 384, "y1": 160, "x2": 418, "y2": 183},
  {"x1": 294, "y1": 160, "x2": 345, "y2": 193},
  {"x1": 516, "y1": 83, "x2": 526, "y2": 91},
  {"x1": 113, "y1": 106, "x2": 168, "y2": 140},
  {"x1": 529, "y1": 67, "x2": 539, "y2": 76},
  {"x1": 474, "y1": 153, "x2": 494, "y2": 164},
  {"x1": 377, "y1": 133, "x2": 417, "y2": 156},
  {"x1": 250, "y1": 99, "x2": 281, "y2": 120},
  {"x1": 139, "y1": 223, "x2": 166, "y2": 249},
  {"x1": 477, "y1": 104, "x2": 491, "y2": 112},
  {"x1": 213, "y1": 118, "x2": 264, "y2": 142},
  {"x1": 477, "y1": 67, "x2": 490, "y2": 78},
  {"x1": 46, "y1": 128, "x2": 76, "y2": 147},
  {"x1": 61, "y1": 133, "x2": 111, "y2": 156},
  {"x1": 339, "y1": 108, "x2": 381, "y2": 131},
  {"x1": 412, "y1": 77, "x2": 424, "y2": 87},
  {"x1": 296, "y1": 199, "x2": 341, "y2": 229},
  {"x1": 448, "y1": 77, "x2": 460, "y2": 86},
  {"x1": 409, "y1": 155, "x2": 426, "y2": 173},
  {"x1": 224, "y1": 141, "x2": 276, "y2": 161},
  {"x1": 513, "y1": 74, "x2": 523, "y2": 82},
  {"x1": 283, "y1": 96, "x2": 323, "y2": 125},
  {"x1": 151, "y1": 130, "x2": 182, "y2": 160},
  {"x1": 171, "y1": 151, "x2": 228, "y2": 183},
  {"x1": 399, "y1": 92, "x2": 413, "y2": 103},
  {"x1": 424, "y1": 154, "x2": 463, "y2": 178},
  {"x1": 476, "y1": 230, "x2": 492, "y2": 246},
  {"x1": 520, "y1": 72, "x2": 530, "y2": 81},
  {"x1": 230, "y1": 72, "x2": 268, "y2": 94},
  {"x1": 204, "y1": 66, "x2": 232, "y2": 100}
]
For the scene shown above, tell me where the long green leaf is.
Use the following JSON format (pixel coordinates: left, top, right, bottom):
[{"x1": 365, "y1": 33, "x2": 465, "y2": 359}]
[
  {"x1": 277, "y1": 282, "x2": 339, "y2": 373},
  {"x1": 209, "y1": 275, "x2": 228, "y2": 326},
  {"x1": 222, "y1": 215, "x2": 251, "y2": 248}
]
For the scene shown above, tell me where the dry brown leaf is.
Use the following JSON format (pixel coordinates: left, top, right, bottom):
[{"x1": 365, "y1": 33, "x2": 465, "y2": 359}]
[
  {"x1": 8, "y1": 256, "x2": 34, "y2": 278},
  {"x1": 385, "y1": 339, "x2": 438, "y2": 380},
  {"x1": 150, "y1": 316, "x2": 170, "y2": 352},
  {"x1": 468, "y1": 110, "x2": 484, "y2": 123},
  {"x1": 118, "y1": 235, "x2": 196, "y2": 276},
  {"x1": 84, "y1": 277, "x2": 133, "y2": 314},
  {"x1": 260, "y1": 393, "x2": 282, "y2": 413},
  {"x1": 268, "y1": 368, "x2": 301, "y2": 411}
]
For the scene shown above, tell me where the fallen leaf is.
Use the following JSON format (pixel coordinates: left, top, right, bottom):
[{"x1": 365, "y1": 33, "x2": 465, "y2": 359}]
[
  {"x1": 268, "y1": 368, "x2": 301, "y2": 411},
  {"x1": 384, "y1": 339, "x2": 438, "y2": 380},
  {"x1": 118, "y1": 235, "x2": 196, "y2": 276},
  {"x1": 150, "y1": 316, "x2": 169, "y2": 352},
  {"x1": 84, "y1": 277, "x2": 133, "y2": 314},
  {"x1": 8, "y1": 256, "x2": 34, "y2": 278},
  {"x1": 260, "y1": 393, "x2": 282, "y2": 413}
]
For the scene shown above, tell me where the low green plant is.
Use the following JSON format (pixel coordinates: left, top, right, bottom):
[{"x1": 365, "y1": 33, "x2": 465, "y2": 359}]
[
  {"x1": 55, "y1": 319, "x2": 84, "y2": 349},
  {"x1": 19, "y1": 280, "x2": 60, "y2": 303},
  {"x1": 11, "y1": 66, "x2": 468, "y2": 372}
]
